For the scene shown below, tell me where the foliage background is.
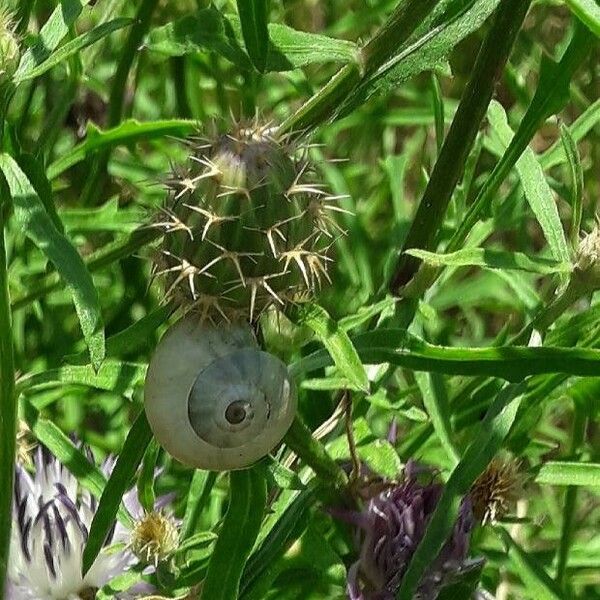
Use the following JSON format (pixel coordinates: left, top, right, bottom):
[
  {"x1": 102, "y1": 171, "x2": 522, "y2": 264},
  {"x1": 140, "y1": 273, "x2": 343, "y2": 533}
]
[{"x1": 1, "y1": 0, "x2": 600, "y2": 598}]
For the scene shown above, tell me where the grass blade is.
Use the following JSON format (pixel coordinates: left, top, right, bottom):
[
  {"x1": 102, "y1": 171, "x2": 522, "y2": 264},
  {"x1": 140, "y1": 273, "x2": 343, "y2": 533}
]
[
  {"x1": 0, "y1": 182, "x2": 16, "y2": 598},
  {"x1": 201, "y1": 468, "x2": 267, "y2": 600},
  {"x1": 15, "y1": 18, "x2": 133, "y2": 82},
  {"x1": 535, "y1": 461, "x2": 600, "y2": 487},
  {"x1": 236, "y1": 0, "x2": 270, "y2": 72},
  {"x1": 82, "y1": 411, "x2": 153, "y2": 575},
  {"x1": 564, "y1": 0, "x2": 600, "y2": 37}
]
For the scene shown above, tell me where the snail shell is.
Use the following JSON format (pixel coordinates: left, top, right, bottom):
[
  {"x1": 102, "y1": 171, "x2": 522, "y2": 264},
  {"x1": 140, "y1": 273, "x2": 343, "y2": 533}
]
[{"x1": 144, "y1": 314, "x2": 297, "y2": 471}]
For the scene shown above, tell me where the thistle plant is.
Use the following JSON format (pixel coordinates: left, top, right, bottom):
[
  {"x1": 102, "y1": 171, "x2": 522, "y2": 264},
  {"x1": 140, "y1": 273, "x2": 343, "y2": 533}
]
[{"x1": 153, "y1": 119, "x2": 343, "y2": 322}]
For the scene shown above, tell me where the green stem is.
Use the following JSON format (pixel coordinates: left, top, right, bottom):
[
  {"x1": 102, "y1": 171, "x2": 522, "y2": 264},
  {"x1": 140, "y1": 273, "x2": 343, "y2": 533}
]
[
  {"x1": 0, "y1": 194, "x2": 16, "y2": 599},
  {"x1": 171, "y1": 56, "x2": 192, "y2": 118},
  {"x1": 80, "y1": 0, "x2": 159, "y2": 205},
  {"x1": 278, "y1": 0, "x2": 441, "y2": 136},
  {"x1": 390, "y1": 0, "x2": 533, "y2": 293},
  {"x1": 284, "y1": 417, "x2": 348, "y2": 492},
  {"x1": 555, "y1": 404, "x2": 587, "y2": 588}
]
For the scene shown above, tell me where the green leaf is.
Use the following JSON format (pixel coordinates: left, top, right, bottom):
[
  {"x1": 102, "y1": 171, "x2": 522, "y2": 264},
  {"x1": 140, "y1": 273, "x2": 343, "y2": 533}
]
[
  {"x1": 201, "y1": 468, "x2": 267, "y2": 600},
  {"x1": 16, "y1": 360, "x2": 146, "y2": 397},
  {"x1": 15, "y1": 0, "x2": 92, "y2": 79},
  {"x1": 405, "y1": 247, "x2": 571, "y2": 274},
  {"x1": 15, "y1": 18, "x2": 133, "y2": 82},
  {"x1": 181, "y1": 471, "x2": 217, "y2": 541},
  {"x1": 66, "y1": 304, "x2": 172, "y2": 365},
  {"x1": 535, "y1": 461, "x2": 600, "y2": 487},
  {"x1": 564, "y1": 0, "x2": 600, "y2": 37},
  {"x1": 487, "y1": 100, "x2": 570, "y2": 264},
  {"x1": 415, "y1": 371, "x2": 460, "y2": 466},
  {"x1": 82, "y1": 411, "x2": 153, "y2": 575},
  {"x1": 241, "y1": 486, "x2": 316, "y2": 598},
  {"x1": 343, "y1": 0, "x2": 500, "y2": 113},
  {"x1": 559, "y1": 122, "x2": 584, "y2": 248},
  {"x1": 292, "y1": 303, "x2": 370, "y2": 393},
  {"x1": 498, "y1": 528, "x2": 564, "y2": 600},
  {"x1": 0, "y1": 154, "x2": 105, "y2": 369},
  {"x1": 541, "y1": 98, "x2": 600, "y2": 169},
  {"x1": 397, "y1": 383, "x2": 526, "y2": 599},
  {"x1": 145, "y1": 7, "x2": 357, "y2": 72},
  {"x1": 137, "y1": 439, "x2": 160, "y2": 513},
  {"x1": 292, "y1": 328, "x2": 600, "y2": 382},
  {"x1": 236, "y1": 0, "x2": 270, "y2": 72},
  {"x1": 47, "y1": 119, "x2": 198, "y2": 179}
]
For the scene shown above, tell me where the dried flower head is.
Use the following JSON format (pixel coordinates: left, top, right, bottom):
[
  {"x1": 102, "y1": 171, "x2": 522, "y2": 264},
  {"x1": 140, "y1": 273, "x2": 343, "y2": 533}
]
[
  {"x1": 470, "y1": 456, "x2": 522, "y2": 524},
  {"x1": 16, "y1": 421, "x2": 36, "y2": 466},
  {"x1": 574, "y1": 223, "x2": 600, "y2": 291},
  {"x1": 151, "y1": 117, "x2": 345, "y2": 323},
  {"x1": 331, "y1": 461, "x2": 477, "y2": 600},
  {"x1": 130, "y1": 510, "x2": 179, "y2": 567}
]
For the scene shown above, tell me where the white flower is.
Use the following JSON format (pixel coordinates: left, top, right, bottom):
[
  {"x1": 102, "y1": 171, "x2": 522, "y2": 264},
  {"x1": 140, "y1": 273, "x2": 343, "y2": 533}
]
[{"x1": 5, "y1": 446, "x2": 166, "y2": 600}]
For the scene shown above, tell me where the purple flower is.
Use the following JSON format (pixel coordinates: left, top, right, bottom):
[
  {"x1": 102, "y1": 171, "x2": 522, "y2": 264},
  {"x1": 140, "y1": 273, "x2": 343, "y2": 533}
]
[
  {"x1": 333, "y1": 461, "x2": 476, "y2": 600},
  {"x1": 5, "y1": 445, "x2": 174, "y2": 600}
]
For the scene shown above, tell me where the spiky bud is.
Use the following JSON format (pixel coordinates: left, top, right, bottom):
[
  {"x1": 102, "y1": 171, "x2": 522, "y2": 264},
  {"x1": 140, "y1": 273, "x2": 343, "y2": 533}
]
[
  {"x1": 0, "y1": 9, "x2": 19, "y2": 84},
  {"x1": 153, "y1": 121, "x2": 343, "y2": 323}
]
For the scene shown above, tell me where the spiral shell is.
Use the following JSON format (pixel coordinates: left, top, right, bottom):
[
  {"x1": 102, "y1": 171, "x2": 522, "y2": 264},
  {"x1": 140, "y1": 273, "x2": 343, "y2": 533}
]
[{"x1": 144, "y1": 314, "x2": 297, "y2": 470}]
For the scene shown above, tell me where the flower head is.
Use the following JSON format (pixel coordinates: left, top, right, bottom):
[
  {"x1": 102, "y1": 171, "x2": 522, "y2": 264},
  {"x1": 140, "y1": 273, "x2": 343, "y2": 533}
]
[
  {"x1": 332, "y1": 461, "x2": 476, "y2": 600},
  {"x1": 5, "y1": 445, "x2": 173, "y2": 599},
  {"x1": 575, "y1": 223, "x2": 600, "y2": 291},
  {"x1": 469, "y1": 456, "x2": 522, "y2": 524},
  {"x1": 130, "y1": 510, "x2": 179, "y2": 567}
]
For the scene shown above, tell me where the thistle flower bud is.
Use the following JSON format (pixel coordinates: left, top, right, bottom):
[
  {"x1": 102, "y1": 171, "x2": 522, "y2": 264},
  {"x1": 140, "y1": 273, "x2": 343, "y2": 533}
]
[
  {"x1": 0, "y1": 9, "x2": 19, "y2": 83},
  {"x1": 153, "y1": 119, "x2": 343, "y2": 323},
  {"x1": 331, "y1": 460, "x2": 479, "y2": 599}
]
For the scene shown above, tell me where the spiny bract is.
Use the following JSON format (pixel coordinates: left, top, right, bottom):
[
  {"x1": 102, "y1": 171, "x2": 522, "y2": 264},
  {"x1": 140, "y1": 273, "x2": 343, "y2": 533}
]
[{"x1": 152, "y1": 120, "x2": 345, "y2": 323}]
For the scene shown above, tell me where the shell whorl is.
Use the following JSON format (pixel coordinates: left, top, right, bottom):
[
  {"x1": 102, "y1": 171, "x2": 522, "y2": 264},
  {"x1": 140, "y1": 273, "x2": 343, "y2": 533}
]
[{"x1": 144, "y1": 314, "x2": 296, "y2": 471}]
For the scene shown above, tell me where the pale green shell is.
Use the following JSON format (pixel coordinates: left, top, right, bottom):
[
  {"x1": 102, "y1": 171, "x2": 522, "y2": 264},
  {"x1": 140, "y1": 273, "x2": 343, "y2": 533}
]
[{"x1": 144, "y1": 314, "x2": 296, "y2": 470}]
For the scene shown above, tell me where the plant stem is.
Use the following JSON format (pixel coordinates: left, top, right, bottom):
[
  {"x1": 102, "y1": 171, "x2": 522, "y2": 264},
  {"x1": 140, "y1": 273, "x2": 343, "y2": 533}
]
[
  {"x1": 80, "y1": 0, "x2": 160, "y2": 206},
  {"x1": 390, "y1": 0, "x2": 533, "y2": 293},
  {"x1": 278, "y1": 0, "x2": 441, "y2": 136},
  {"x1": 284, "y1": 417, "x2": 348, "y2": 492},
  {"x1": 0, "y1": 195, "x2": 16, "y2": 599},
  {"x1": 555, "y1": 404, "x2": 587, "y2": 588}
]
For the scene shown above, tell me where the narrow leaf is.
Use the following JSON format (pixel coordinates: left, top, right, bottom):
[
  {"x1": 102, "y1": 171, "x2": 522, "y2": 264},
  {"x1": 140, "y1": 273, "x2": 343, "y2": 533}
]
[
  {"x1": 82, "y1": 411, "x2": 153, "y2": 575},
  {"x1": 15, "y1": 0, "x2": 92, "y2": 78},
  {"x1": 293, "y1": 303, "x2": 370, "y2": 393},
  {"x1": 236, "y1": 0, "x2": 270, "y2": 72},
  {"x1": 25, "y1": 406, "x2": 133, "y2": 526},
  {"x1": 405, "y1": 247, "x2": 571, "y2": 274},
  {"x1": 15, "y1": 18, "x2": 133, "y2": 82},
  {"x1": 559, "y1": 123, "x2": 584, "y2": 248},
  {"x1": 47, "y1": 119, "x2": 198, "y2": 179},
  {"x1": 201, "y1": 468, "x2": 267, "y2": 600},
  {"x1": 535, "y1": 461, "x2": 600, "y2": 487},
  {"x1": 0, "y1": 154, "x2": 105, "y2": 369},
  {"x1": 487, "y1": 100, "x2": 570, "y2": 264},
  {"x1": 498, "y1": 528, "x2": 564, "y2": 600}
]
